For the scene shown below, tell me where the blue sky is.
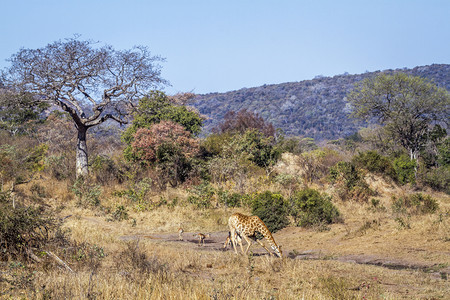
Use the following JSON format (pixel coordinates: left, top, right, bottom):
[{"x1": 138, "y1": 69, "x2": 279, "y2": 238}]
[{"x1": 1, "y1": 0, "x2": 449, "y2": 94}]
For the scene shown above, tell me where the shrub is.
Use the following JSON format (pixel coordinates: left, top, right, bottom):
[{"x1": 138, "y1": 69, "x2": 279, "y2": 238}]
[
  {"x1": 45, "y1": 154, "x2": 74, "y2": 180},
  {"x1": 206, "y1": 140, "x2": 263, "y2": 192},
  {"x1": 187, "y1": 181, "x2": 216, "y2": 209},
  {"x1": 290, "y1": 188, "x2": 341, "y2": 227},
  {"x1": 393, "y1": 154, "x2": 416, "y2": 184},
  {"x1": 391, "y1": 193, "x2": 439, "y2": 215},
  {"x1": 0, "y1": 143, "x2": 48, "y2": 184},
  {"x1": 329, "y1": 161, "x2": 360, "y2": 189},
  {"x1": 213, "y1": 109, "x2": 275, "y2": 138},
  {"x1": 273, "y1": 173, "x2": 299, "y2": 198},
  {"x1": 250, "y1": 191, "x2": 290, "y2": 233},
  {"x1": 108, "y1": 205, "x2": 129, "y2": 222},
  {"x1": 90, "y1": 154, "x2": 122, "y2": 185},
  {"x1": 421, "y1": 166, "x2": 450, "y2": 194},
  {"x1": 217, "y1": 189, "x2": 242, "y2": 207},
  {"x1": 298, "y1": 148, "x2": 343, "y2": 184},
  {"x1": 114, "y1": 241, "x2": 168, "y2": 283},
  {"x1": 130, "y1": 121, "x2": 200, "y2": 186},
  {"x1": 329, "y1": 161, "x2": 373, "y2": 201},
  {"x1": 200, "y1": 133, "x2": 233, "y2": 158},
  {"x1": 437, "y1": 137, "x2": 450, "y2": 167},
  {"x1": 30, "y1": 183, "x2": 47, "y2": 198},
  {"x1": 0, "y1": 191, "x2": 57, "y2": 261},
  {"x1": 238, "y1": 129, "x2": 281, "y2": 169},
  {"x1": 369, "y1": 198, "x2": 386, "y2": 212},
  {"x1": 71, "y1": 178, "x2": 102, "y2": 207},
  {"x1": 125, "y1": 177, "x2": 153, "y2": 202},
  {"x1": 352, "y1": 150, "x2": 396, "y2": 180},
  {"x1": 121, "y1": 91, "x2": 203, "y2": 147}
]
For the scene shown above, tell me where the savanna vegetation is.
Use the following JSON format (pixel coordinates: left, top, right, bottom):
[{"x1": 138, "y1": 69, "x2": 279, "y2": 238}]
[{"x1": 0, "y1": 38, "x2": 449, "y2": 299}]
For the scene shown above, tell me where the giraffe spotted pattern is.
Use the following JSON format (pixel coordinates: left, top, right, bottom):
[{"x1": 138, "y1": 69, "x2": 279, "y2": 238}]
[{"x1": 228, "y1": 212, "x2": 282, "y2": 258}]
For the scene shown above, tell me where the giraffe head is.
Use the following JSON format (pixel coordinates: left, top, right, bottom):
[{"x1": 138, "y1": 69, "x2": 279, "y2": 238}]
[{"x1": 272, "y1": 245, "x2": 282, "y2": 258}]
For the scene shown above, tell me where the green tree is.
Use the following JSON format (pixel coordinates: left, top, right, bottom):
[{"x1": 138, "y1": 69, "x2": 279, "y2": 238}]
[
  {"x1": 122, "y1": 91, "x2": 203, "y2": 159},
  {"x1": 237, "y1": 129, "x2": 281, "y2": 170},
  {"x1": 2, "y1": 37, "x2": 166, "y2": 178},
  {"x1": 0, "y1": 90, "x2": 48, "y2": 136},
  {"x1": 347, "y1": 73, "x2": 450, "y2": 163}
]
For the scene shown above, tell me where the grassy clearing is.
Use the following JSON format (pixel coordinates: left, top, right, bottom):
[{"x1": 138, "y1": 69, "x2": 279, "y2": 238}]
[
  {"x1": 1, "y1": 171, "x2": 449, "y2": 299},
  {"x1": 5, "y1": 241, "x2": 448, "y2": 299}
]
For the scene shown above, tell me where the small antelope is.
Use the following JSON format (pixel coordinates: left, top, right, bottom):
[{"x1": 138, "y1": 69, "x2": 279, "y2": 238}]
[
  {"x1": 223, "y1": 231, "x2": 242, "y2": 249},
  {"x1": 194, "y1": 233, "x2": 210, "y2": 246},
  {"x1": 178, "y1": 223, "x2": 184, "y2": 241}
]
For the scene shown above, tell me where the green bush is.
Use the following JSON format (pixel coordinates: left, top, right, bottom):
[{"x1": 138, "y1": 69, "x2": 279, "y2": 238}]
[
  {"x1": 45, "y1": 154, "x2": 74, "y2": 180},
  {"x1": 329, "y1": 161, "x2": 360, "y2": 189},
  {"x1": 71, "y1": 178, "x2": 102, "y2": 207},
  {"x1": 90, "y1": 154, "x2": 122, "y2": 184},
  {"x1": 352, "y1": 150, "x2": 396, "y2": 179},
  {"x1": 421, "y1": 166, "x2": 450, "y2": 194},
  {"x1": 238, "y1": 129, "x2": 281, "y2": 169},
  {"x1": 187, "y1": 181, "x2": 216, "y2": 209},
  {"x1": 217, "y1": 189, "x2": 242, "y2": 207},
  {"x1": 393, "y1": 155, "x2": 416, "y2": 184},
  {"x1": 391, "y1": 193, "x2": 439, "y2": 215},
  {"x1": 329, "y1": 161, "x2": 373, "y2": 201},
  {"x1": 0, "y1": 191, "x2": 57, "y2": 261},
  {"x1": 200, "y1": 133, "x2": 233, "y2": 158},
  {"x1": 290, "y1": 188, "x2": 341, "y2": 227},
  {"x1": 250, "y1": 191, "x2": 290, "y2": 233},
  {"x1": 108, "y1": 205, "x2": 129, "y2": 222},
  {"x1": 0, "y1": 143, "x2": 48, "y2": 184},
  {"x1": 437, "y1": 137, "x2": 450, "y2": 167},
  {"x1": 129, "y1": 178, "x2": 153, "y2": 200}
]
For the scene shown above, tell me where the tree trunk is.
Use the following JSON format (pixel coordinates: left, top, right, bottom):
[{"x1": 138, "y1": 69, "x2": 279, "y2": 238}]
[
  {"x1": 410, "y1": 148, "x2": 419, "y2": 180},
  {"x1": 76, "y1": 126, "x2": 89, "y2": 178}
]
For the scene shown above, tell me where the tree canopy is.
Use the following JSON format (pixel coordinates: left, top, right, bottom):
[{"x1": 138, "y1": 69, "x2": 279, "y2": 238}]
[
  {"x1": 1, "y1": 37, "x2": 167, "y2": 177},
  {"x1": 213, "y1": 109, "x2": 275, "y2": 138},
  {"x1": 122, "y1": 91, "x2": 203, "y2": 161},
  {"x1": 122, "y1": 91, "x2": 203, "y2": 143},
  {"x1": 347, "y1": 72, "x2": 450, "y2": 160},
  {"x1": 0, "y1": 90, "x2": 48, "y2": 136}
]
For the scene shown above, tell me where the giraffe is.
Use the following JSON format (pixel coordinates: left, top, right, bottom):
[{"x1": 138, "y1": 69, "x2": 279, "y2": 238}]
[
  {"x1": 194, "y1": 233, "x2": 210, "y2": 246},
  {"x1": 228, "y1": 212, "x2": 282, "y2": 258},
  {"x1": 178, "y1": 223, "x2": 184, "y2": 241}
]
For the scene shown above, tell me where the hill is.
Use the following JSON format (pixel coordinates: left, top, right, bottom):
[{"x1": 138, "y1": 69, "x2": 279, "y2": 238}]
[{"x1": 191, "y1": 64, "x2": 450, "y2": 140}]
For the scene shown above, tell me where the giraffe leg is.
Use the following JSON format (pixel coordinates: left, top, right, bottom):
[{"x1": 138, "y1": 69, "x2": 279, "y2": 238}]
[
  {"x1": 230, "y1": 227, "x2": 239, "y2": 254},
  {"x1": 242, "y1": 234, "x2": 253, "y2": 255}
]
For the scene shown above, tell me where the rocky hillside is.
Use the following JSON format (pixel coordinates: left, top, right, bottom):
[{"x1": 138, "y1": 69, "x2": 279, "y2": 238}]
[{"x1": 192, "y1": 64, "x2": 450, "y2": 140}]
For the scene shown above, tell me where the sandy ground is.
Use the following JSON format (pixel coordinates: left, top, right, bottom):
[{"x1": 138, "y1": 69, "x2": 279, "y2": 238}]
[{"x1": 118, "y1": 229, "x2": 450, "y2": 279}]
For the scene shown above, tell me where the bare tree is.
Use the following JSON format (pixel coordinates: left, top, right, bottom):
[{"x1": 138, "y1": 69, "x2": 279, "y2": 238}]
[
  {"x1": 1, "y1": 37, "x2": 167, "y2": 177},
  {"x1": 213, "y1": 109, "x2": 276, "y2": 138}
]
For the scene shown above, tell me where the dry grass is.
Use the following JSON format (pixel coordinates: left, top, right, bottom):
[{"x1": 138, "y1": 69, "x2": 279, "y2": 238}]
[
  {"x1": 6, "y1": 242, "x2": 448, "y2": 299},
  {"x1": 1, "y1": 173, "x2": 449, "y2": 299}
]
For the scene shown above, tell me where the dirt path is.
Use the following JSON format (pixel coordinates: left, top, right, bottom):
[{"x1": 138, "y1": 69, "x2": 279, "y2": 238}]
[{"x1": 119, "y1": 231, "x2": 450, "y2": 278}]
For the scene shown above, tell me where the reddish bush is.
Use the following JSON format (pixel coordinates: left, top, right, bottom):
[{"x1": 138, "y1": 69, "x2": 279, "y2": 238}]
[
  {"x1": 131, "y1": 121, "x2": 199, "y2": 164},
  {"x1": 131, "y1": 121, "x2": 200, "y2": 186},
  {"x1": 214, "y1": 109, "x2": 275, "y2": 138}
]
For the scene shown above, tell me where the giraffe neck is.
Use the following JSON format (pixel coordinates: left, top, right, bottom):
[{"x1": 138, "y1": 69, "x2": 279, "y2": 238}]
[
  {"x1": 259, "y1": 225, "x2": 282, "y2": 256},
  {"x1": 248, "y1": 215, "x2": 281, "y2": 257}
]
